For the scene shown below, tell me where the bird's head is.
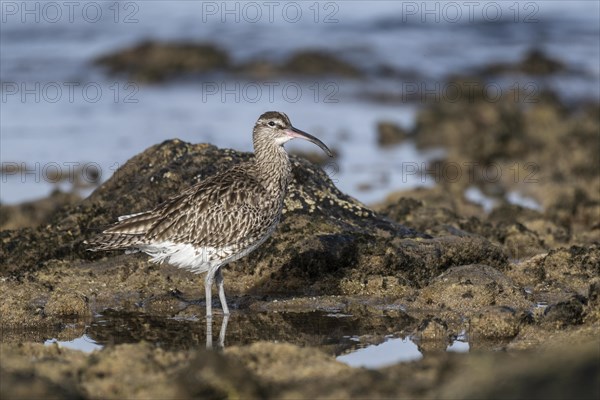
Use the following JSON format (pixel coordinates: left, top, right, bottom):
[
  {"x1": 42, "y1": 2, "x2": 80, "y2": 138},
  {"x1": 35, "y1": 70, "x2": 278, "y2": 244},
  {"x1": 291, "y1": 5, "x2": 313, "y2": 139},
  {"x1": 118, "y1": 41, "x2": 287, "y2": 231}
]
[{"x1": 253, "y1": 111, "x2": 333, "y2": 157}]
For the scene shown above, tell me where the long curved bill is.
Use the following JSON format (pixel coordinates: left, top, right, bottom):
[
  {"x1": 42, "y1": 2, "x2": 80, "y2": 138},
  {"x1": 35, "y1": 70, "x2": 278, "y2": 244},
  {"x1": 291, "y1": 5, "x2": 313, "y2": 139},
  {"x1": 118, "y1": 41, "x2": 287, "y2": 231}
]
[{"x1": 286, "y1": 126, "x2": 333, "y2": 157}]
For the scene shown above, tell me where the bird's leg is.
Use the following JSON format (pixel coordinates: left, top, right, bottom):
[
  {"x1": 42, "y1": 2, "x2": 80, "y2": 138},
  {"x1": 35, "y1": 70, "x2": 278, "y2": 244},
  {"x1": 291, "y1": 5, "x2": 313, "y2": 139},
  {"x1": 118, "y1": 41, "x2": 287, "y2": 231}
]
[
  {"x1": 215, "y1": 267, "x2": 230, "y2": 316},
  {"x1": 205, "y1": 314, "x2": 213, "y2": 349},
  {"x1": 204, "y1": 271, "x2": 214, "y2": 318},
  {"x1": 217, "y1": 314, "x2": 230, "y2": 350}
]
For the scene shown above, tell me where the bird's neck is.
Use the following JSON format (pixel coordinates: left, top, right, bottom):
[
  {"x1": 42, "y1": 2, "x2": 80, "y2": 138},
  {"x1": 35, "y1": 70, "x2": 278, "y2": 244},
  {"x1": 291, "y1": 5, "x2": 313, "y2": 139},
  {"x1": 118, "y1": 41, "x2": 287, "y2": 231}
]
[{"x1": 253, "y1": 138, "x2": 292, "y2": 195}]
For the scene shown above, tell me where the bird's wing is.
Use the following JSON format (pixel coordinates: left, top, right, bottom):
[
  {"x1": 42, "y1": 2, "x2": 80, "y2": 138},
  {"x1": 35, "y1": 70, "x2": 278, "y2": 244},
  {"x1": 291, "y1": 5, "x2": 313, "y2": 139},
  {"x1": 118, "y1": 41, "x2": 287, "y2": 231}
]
[
  {"x1": 98, "y1": 165, "x2": 270, "y2": 250},
  {"x1": 102, "y1": 210, "x2": 158, "y2": 235},
  {"x1": 93, "y1": 164, "x2": 274, "y2": 251},
  {"x1": 146, "y1": 166, "x2": 271, "y2": 248}
]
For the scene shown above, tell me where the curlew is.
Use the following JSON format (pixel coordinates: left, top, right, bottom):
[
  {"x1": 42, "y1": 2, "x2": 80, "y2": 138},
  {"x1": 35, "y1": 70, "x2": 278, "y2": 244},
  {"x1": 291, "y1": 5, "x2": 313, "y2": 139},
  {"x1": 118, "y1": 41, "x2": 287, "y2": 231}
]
[{"x1": 88, "y1": 111, "x2": 332, "y2": 317}]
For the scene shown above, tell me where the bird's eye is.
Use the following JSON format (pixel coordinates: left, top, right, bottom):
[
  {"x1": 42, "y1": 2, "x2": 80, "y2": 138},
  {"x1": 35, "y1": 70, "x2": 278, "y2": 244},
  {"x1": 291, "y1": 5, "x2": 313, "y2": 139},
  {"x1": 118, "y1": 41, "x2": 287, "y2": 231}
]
[{"x1": 268, "y1": 121, "x2": 275, "y2": 127}]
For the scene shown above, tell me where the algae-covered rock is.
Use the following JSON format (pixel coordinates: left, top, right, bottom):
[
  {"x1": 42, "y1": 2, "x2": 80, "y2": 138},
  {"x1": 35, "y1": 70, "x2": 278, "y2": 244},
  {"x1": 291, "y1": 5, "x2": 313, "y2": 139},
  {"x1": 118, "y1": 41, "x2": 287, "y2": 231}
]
[
  {"x1": 80, "y1": 342, "x2": 192, "y2": 399},
  {"x1": 177, "y1": 347, "x2": 267, "y2": 399},
  {"x1": 3, "y1": 338, "x2": 598, "y2": 400},
  {"x1": 376, "y1": 121, "x2": 409, "y2": 147},
  {"x1": 1, "y1": 140, "x2": 507, "y2": 299},
  {"x1": 44, "y1": 290, "x2": 91, "y2": 318},
  {"x1": 0, "y1": 343, "x2": 87, "y2": 400},
  {"x1": 542, "y1": 246, "x2": 600, "y2": 294},
  {"x1": 413, "y1": 317, "x2": 450, "y2": 346},
  {"x1": 378, "y1": 196, "x2": 549, "y2": 259},
  {"x1": 414, "y1": 264, "x2": 531, "y2": 315},
  {"x1": 236, "y1": 50, "x2": 364, "y2": 79},
  {"x1": 95, "y1": 41, "x2": 364, "y2": 82},
  {"x1": 436, "y1": 341, "x2": 599, "y2": 400},
  {"x1": 481, "y1": 48, "x2": 567, "y2": 76},
  {"x1": 0, "y1": 281, "x2": 50, "y2": 328},
  {"x1": 508, "y1": 245, "x2": 600, "y2": 296},
  {"x1": 0, "y1": 190, "x2": 81, "y2": 230},
  {"x1": 411, "y1": 82, "x2": 599, "y2": 244},
  {"x1": 542, "y1": 295, "x2": 587, "y2": 329},
  {"x1": 280, "y1": 50, "x2": 363, "y2": 78},
  {"x1": 470, "y1": 306, "x2": 522, "y2": 340},
  {"x1": 94, "y1": 41, "x2": 230, "y2": 82}
]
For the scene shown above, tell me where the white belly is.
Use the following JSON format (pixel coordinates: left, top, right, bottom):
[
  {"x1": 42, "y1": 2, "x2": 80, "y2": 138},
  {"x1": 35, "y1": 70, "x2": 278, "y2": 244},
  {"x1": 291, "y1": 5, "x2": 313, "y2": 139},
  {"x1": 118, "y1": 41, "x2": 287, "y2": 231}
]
[{"x1": 140, "y1": 232, "x2": 272, "y2": 275}]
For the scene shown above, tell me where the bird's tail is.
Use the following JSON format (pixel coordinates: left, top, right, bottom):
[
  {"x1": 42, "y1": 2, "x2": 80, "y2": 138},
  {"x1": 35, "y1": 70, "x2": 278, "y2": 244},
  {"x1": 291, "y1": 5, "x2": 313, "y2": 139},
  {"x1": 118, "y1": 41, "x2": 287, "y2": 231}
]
[
  {"x1": 86, "y1": 232, "x2": 145, "y2": 251},
  {"x1": 86, "y1": 211, "x2": 157, "y2": 251}
]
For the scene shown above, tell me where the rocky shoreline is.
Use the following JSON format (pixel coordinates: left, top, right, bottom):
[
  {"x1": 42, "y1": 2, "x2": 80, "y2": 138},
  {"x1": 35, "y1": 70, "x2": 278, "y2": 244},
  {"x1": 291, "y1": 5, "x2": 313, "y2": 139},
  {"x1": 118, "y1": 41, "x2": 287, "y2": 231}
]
[
  {"x1": 2, "y1": 43, "x2": 599, "y2": 399},
  {"x1": 1, "y1": 136, "x2": 598, "y2": 398}
]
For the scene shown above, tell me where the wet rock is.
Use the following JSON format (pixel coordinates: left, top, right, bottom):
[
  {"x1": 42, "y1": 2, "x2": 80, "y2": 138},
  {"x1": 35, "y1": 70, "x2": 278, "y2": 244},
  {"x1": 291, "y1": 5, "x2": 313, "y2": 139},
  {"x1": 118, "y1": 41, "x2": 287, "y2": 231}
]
[
  {"x1": 0, "y1": 281, "x2": 51, "y2": 328},
  {"x1": 488, "y1": 204, "x2": 543, "y2": 223},
  {"x1": 373, "y1": 64, "x2": 422, "y2": 80},
  {"x1": 80, "y1": 342, "x2": 191, "y2": 399},
  {"x1": 0, "y1": 367, "x2": 83, "y2": 400},
  {"x1": 494, "y1": 221, "x2": 547, "y2": 259},
  {"x1": 470, "y1": 306, "x2": 521, "y2": 340},
  {"x1": 338, "y1": 274, "x2": 416, "y2": 297},
  {"x1": 44, "y1": 289, "x2": 90, "y2": 317},
  {"x1": 94, "y1": 41, "x2": 229, "y2": 82},
  {"x1": 413, "y1": 79, "x2": 533, "y2": 163},
  {"x1": 546, "y1": 189, "x2": 600, "y2": 246},
  {"x1": 543, "y1": 296, "x2": 586, "y2": 328},
  {"x1": 411, "y1": 80, "x2": 599, "y2": 245},
  {"x1": 584, "y1": 281, "x2": 600, "y2": 323},
  {"x1": 490, "y1": 204, "x2": 571, "y2": 249},
  {"x1": 378, "y1": 196, "x2": 548, "y2": 258},
  {"x1": 510, "y1": 245, "x2": 600, "y2": 296},
  {"x1": 53, "y1": 322, "x2": 87, "y2": 343},
  {"x1": 412, "y1": 317, "x2": 450, "y2": 353},
  {"x1": 1, "y1": 140, "x2": 508, "y2": 299},
  {"x1": 377, "y1": 196, "x2": 477, "y2": 237},
  {"x1": 587, "y1": 281, "x2": 600, "y2": 305},
  {"x1": 436, "y1": 341, "x2": 599, "y2": 399},
  {"x1": 86, "y1": 310, "x2": 206, "y2": 350},
  {"x1": 177, "y1": 348, "x2": 267, "y2": 399},
  {"x1": 376, "y1": 121, "x2": 408, "y2": 147},
  {"x1": 0, "y1": 343, "x2": 87, "y2": 400},
  {"x1": 414, "y1": 317, "x2": 448, "y2": 342},
  {"x1": 139, "y1": 292, "x2": 189, "y2": 315},
  {"x1": 2, "y1": 337, "x2": 598, "y2": 400},
  {"x1": 481, "y1": 48, "x2": 567, "y2": 76},
  {"x1": 237, "y1": 50, "x2": 363, "y2": 79},
  {"x1": 234, "y1": 59, "x2": 280, "y2": 80},
  {"x1": 414, "y1": 264, "x2": 531, "y2": 315},
  {"x1": 507, "y1": 254, "x2": 547, "y2": 290},
  {"x1": 224, "y1": 342, "x2": 406, "y2": 399},
  {"x1": 542, "y1": 246, "x2": 600, "y2": 295},
  {"x1": 280, "y1": 50, "x2": 363, "y2": 78},
  {"x1": 376, "y1": 186, "x2": 485, "y2": 218},
  {"x1": 0, "y1": 190, "x2": 81, "y2": 230},
  {"x1": 228, "y1": 342, "x2": 350, "y2": 384},
  {"x1": 95, "y1": 41, "x2": 364, "y2": 82}
]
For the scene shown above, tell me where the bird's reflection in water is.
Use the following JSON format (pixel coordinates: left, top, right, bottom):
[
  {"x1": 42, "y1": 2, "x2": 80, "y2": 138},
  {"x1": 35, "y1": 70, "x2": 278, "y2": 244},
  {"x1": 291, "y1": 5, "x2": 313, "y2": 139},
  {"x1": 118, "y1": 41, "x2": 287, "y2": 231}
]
[
  {"x1": 206, "y1": 315, "x2": 229, "y2": 350},
  {"x1": 84, "y1": 308, "x2": 413, "y2": 357}
]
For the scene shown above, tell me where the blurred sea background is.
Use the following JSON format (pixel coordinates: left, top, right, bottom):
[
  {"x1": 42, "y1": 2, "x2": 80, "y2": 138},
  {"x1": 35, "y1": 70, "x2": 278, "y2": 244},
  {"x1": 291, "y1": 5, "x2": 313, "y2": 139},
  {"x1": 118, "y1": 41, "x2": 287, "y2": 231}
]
[{"x1": 1, "y1": 0, "x2": 599, "y2": 205}]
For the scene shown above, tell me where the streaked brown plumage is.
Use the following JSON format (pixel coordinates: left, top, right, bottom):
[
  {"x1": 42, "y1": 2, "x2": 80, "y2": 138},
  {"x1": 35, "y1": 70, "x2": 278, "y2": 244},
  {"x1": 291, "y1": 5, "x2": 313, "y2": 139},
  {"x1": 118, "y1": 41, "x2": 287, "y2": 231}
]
[{"x1": 88, "y1": 111, "x2": 332, "y2": 317}]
